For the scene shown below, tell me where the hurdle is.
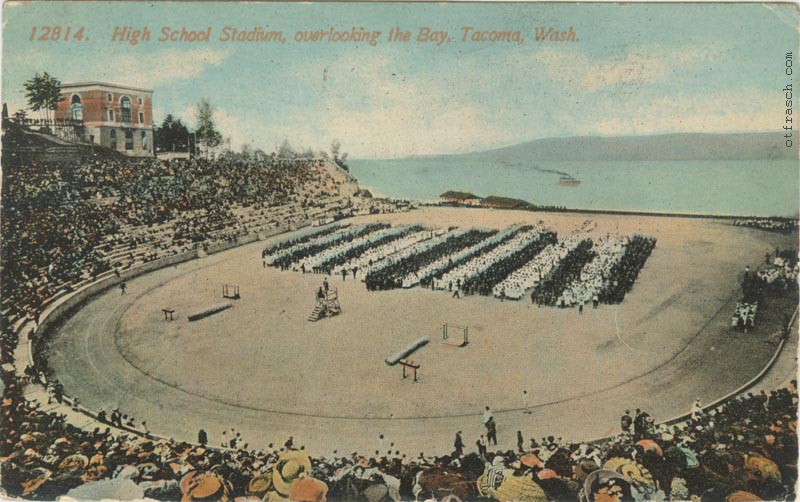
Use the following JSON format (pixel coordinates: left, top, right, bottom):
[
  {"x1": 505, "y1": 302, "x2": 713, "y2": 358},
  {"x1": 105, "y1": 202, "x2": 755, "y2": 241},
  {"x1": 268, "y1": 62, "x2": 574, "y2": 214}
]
[
  {"x1": 398, "y1": 359, "x2": 420, "y2": 382},
  {"x1": 222, "y1": 284, "x2": 240, "y2": 300},
  {"x1": 441, "y1": 323, "x2": 469, "y2": 347}
]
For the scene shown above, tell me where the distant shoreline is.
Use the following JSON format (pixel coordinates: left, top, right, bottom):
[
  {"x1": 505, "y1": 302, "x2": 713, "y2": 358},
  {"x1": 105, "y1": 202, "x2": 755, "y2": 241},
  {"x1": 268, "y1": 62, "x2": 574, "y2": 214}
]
[{"x1": 425, "y1": 201, "x2": 800, "y2": 222}]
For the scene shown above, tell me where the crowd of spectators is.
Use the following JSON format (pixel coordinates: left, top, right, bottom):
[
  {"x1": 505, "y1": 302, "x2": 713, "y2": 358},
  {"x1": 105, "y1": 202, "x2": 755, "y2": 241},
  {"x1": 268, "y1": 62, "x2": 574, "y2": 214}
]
[
  {"x1": 733, "y1": 217, "x2": 798, "y2": 234},
  {"x1": 1, "y1": 153, "x2": 356, "y2": 337},
  {"x1": 756, "y1": 249, "x2": 799, "y2": 290},
  {"x1": 732, "y1": 302, "x2": 758, "y2": 330},
  {"x1": 734, "y1": 247, "x2": 798, "y2": 332},
  {"x1": 2, "y1": 362, "x2": 796, "y2": 501}
]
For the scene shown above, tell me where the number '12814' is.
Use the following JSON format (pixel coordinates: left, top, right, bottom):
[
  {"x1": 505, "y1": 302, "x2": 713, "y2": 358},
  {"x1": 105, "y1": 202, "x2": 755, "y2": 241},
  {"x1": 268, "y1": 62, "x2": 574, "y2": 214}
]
[{"x1": 29, "y1": 26, "x2": 87, "y2": 42}]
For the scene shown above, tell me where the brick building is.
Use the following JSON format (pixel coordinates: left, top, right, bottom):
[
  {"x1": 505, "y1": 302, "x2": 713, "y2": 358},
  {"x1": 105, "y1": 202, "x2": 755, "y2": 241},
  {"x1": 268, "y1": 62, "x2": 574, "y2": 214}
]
[{"x1": 54, "y1": 81, "x2": 154, "y2": 156}]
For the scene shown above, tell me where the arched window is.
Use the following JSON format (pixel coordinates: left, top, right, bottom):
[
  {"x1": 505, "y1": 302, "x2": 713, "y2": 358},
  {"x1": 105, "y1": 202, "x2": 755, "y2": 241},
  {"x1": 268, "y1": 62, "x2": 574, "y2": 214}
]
[
  {"x1": 70, "y1": 94, "x2": 83, "y2": 121},
  {"x1": 120, "y1": 96, "x2": 132, "y2": 123}
]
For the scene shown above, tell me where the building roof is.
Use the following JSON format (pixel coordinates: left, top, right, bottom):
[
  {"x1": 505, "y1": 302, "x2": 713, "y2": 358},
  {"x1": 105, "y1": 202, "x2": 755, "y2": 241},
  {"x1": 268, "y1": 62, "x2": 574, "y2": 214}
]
[{"x1": 61, "y1": 81, "x2": 154, "y2": 94}]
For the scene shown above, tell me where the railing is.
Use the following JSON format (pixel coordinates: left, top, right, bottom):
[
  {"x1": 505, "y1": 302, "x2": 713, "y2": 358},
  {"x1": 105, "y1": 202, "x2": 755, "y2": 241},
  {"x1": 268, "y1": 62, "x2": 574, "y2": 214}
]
[{"x1": 12, "y1": 117, "x2": 84, "y2": 128}]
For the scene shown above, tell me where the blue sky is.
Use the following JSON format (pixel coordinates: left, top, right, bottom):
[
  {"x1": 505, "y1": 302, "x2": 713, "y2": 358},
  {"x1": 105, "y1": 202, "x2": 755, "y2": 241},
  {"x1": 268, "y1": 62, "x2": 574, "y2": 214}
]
[{"x1": 2, "y1": 2, "x2": 798, "y2": 157}]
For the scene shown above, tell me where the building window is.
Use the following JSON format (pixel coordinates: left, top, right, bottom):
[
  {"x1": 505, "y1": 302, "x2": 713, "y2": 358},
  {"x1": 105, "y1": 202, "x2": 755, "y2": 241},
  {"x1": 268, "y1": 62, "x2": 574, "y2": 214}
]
[
  {"x1": 120, "y1": 96, "x2": 132, "y2": 123},
  {"x1": 110, "y1": 129, "x2": 117, "y2": 150},
  {"x1": 108, "y1": 109, "x2": 114, "y2": 122},
  {"x1": 125, "y1": 129, "x2": 134, "y2": 150},
  {"x1": 107, "y1": 93, "x2": 113, "y2": 102},
  {"x1": 70, "y1": 94, "x2": 83, "y2": 121},
  {"x1": 141, "y1": 130, "x2": 148, "y2": 148},
  {"x1": 138, "y1": 112, "x2": 144, "y2": 124},
  {"x1": 137, "y1": 97, "x2": 143, "y2": 106}
]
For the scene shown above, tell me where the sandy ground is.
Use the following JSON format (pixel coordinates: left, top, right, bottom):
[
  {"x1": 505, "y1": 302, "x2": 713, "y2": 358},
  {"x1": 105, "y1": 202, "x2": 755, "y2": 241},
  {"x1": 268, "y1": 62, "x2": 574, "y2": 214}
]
[{"x1": 46, "y1": 207, "x2": 797, "y2": 456}]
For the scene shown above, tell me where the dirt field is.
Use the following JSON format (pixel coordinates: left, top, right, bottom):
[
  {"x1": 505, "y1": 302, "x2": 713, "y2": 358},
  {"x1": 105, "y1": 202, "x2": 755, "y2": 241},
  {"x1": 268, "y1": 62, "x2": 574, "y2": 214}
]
[{"x1": 45, "y1": 207, "x2": 797, "y2": 456}]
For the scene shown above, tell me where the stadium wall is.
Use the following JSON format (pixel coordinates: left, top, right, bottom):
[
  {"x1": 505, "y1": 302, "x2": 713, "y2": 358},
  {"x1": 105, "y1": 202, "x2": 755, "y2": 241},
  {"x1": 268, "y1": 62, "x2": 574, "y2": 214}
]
[{"x1": 32, "y1": 249, "x2": 199, "y2": 367}]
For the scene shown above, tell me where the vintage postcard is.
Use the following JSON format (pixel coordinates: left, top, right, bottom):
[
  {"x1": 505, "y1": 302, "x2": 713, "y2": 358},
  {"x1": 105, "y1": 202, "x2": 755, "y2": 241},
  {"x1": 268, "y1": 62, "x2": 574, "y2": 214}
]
[{"x1": 1, "y1": 1, "x2": 798, "y2": 501}]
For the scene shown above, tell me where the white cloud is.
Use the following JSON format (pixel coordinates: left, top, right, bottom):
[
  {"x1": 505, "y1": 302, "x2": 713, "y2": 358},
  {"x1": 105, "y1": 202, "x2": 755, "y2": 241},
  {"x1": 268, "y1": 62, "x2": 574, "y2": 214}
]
[
  {"x1": 533, "y1": 43, "x2": 722, "y2": 92},
  {"x1": 95, "y1": 48, "x2": 230, "y2": 89},
  {"x1": 176, "y1": 52, "x2": 515, "y2": 157}
]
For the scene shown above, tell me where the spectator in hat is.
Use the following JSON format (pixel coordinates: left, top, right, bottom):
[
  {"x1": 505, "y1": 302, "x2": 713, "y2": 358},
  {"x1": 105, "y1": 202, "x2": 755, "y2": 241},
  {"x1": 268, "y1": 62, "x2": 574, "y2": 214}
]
[
  {"x1": 691, "y1": 398, "x2": 703, "y2": 420},
  {"x1": 483, "y1": 406, "x2": 493, "y2": 426},
  {"x1": 620, "y1": 410, "x2": 632, "y2": 434},
  {"x1": 453, "y1": 431, "x2": 464, "y2": 457},
  {"x1": 476, "y1": 435, "x2": 487, "y2": 458},
  {"x1": 486, "y1": 417, "x2": 498, "y2": 446}
]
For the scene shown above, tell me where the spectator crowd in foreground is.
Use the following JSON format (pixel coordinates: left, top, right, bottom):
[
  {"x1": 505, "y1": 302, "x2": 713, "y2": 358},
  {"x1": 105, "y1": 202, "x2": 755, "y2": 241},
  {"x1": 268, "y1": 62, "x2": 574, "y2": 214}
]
[{"x1": 1, "y1": 369, "x2": 797, "y2": 501}]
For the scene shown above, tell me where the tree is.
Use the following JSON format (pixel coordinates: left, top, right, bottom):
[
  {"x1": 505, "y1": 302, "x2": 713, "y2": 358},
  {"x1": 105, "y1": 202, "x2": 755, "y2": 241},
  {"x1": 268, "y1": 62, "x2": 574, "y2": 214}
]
[
  {"x1": 23, "y1": 72, "x2": 64, "y2": 125},
  {"x1": 195, "y1": 98, "x2": 221, "y2": 157},
  {"x1": 277, "y1": 139, "x2": 296, "y2": 158},
  {"x1": 154, "y1": 114, "x2": 190, "y2": 152},
  {"x1": 330, "y1": 139, "x2": 349, "y2": 172}
]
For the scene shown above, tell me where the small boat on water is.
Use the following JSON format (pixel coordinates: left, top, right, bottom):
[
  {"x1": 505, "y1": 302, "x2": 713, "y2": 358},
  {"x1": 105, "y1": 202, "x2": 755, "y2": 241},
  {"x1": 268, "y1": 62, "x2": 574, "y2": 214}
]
[{"x1": 558, "y1": 175, "x2": 581, "y2": 187}]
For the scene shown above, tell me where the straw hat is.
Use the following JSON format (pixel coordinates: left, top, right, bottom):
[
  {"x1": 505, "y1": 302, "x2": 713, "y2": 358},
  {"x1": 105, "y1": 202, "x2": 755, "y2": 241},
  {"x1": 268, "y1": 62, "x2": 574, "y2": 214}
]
[
  {"x1": 19, "y1": 433, "x2": 36, "y2": 445},
  {"x1": 181, "y1": 472, "x2": 231, "y2": 501},
  {"x1": 603, "y1": 457, "x2": 655, "y2": 493},
  {"x1": 725, "y1": 491, "x2": 764, "y2": 502},
  {"x1": 520, "y1": 453, "x2": 543, "y2": 470},
  {"x1": 635, "y1": 439, "x2": 663, "y2": 457},
  {"x1": 272, "y1": 450, "x2": 312, "y2": 496},
  {"x1": 744, "y1": 455, "x2": 781, "y2": 483},
  {"x1": 582, "y1": 469, "x2": 630, "y2": 502},
  {"x1": 537, "y1": 469, "x2": 559, "y2": 480},
  {"x1": 361, "y1": 482, "x2": 389, "y2": 502},
  {"x1": 180, "y1": 470, "x2": 200, "y2": 494},
  {"x1": 246, "y1": 472, "x2": 272, "y2": 498},
  {"x1": 81, "y1": 464, "x2": 108, "y2": 483},
  {"x1": 289, "y1": 477, "x2": 328, "y2": 502},
  {"x1": 20, "y1": 467, "x2": 52, "y2": 497},
  {"x1": 493, "y1": 469, "x2": 547, "y2": 502},
  {"x1": 59, "y1": 453, "x2": 89, "y2": 471}
]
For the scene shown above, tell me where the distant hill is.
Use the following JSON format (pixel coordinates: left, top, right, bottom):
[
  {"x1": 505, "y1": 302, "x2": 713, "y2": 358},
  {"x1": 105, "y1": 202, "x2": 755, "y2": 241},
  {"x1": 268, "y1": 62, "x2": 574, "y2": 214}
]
[
  {"x1": 422, "y1": 132, "x2": 797, "y2": 162},
  {"x1": 440, "y1": 190, "x2": 480, "y2": 200}
]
